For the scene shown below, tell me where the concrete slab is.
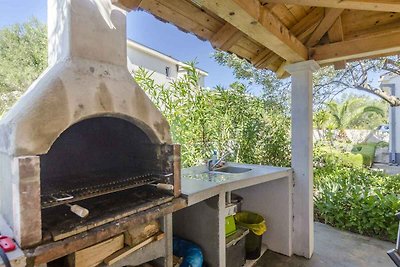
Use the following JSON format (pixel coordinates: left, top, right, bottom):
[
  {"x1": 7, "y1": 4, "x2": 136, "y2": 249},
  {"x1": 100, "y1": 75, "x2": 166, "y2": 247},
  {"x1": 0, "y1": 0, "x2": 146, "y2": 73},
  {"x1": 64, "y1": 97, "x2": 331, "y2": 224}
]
[
  {"x1": 255, "y1": 222, "x2": 395, "y2": 267},
  {"x1": 372, "y1": 163, "x2": 400, "y2": 175},
  {"x1": 181, "y1": 163, "x2": 291, "y2": 206}
]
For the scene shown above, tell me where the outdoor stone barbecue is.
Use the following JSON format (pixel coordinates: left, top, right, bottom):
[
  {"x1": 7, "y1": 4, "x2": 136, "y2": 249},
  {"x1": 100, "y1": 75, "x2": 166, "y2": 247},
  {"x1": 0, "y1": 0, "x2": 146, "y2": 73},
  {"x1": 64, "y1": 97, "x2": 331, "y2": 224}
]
[{"x1": 0, "y1": 0, "x2": 181, "y2": 249}]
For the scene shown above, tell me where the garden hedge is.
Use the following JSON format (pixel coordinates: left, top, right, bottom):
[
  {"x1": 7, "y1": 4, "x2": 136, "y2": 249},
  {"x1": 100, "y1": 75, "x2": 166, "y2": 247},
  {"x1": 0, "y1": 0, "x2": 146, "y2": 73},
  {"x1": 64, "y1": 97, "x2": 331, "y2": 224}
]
[
  {"x1": 351, "y1": 143, "x2": 377, "y2": 167},
  {"x1": 314, "y1": 151, "x2": 400, "y2": 242}
]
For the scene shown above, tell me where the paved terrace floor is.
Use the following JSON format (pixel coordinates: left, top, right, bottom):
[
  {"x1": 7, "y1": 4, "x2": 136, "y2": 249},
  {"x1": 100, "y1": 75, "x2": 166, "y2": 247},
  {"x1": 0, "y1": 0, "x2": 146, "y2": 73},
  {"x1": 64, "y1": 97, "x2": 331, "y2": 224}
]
[
  {"x1": 256, "y1": 222, "x2": 395, "y2": 267},
  {"x1": 372, "y1": 163, "x2": 400, "y2": 176}
]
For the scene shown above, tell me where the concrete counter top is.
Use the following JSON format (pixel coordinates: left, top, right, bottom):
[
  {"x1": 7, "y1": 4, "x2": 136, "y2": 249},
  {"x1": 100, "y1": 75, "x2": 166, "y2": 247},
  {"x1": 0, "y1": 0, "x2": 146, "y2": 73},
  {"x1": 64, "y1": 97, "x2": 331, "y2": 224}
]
[{"x1": 181, "y1": 163, "x2": 292, "y2": 206}]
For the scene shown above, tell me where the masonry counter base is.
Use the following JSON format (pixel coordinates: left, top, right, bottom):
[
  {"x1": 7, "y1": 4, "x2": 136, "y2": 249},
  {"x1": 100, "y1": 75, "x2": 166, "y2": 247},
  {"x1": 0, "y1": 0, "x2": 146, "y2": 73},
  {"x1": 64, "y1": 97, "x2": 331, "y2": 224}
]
[{"x1": 174, "y1": 163, "x2": 293, "y2": 267}]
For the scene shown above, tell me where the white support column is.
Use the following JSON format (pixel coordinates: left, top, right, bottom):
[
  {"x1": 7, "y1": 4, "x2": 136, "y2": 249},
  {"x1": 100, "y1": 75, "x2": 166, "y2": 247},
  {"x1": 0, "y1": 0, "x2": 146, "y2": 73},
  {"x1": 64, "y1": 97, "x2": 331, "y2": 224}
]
[
  {"x1": 387, "y1": 84, "x2": 397, "y2": 163},
  {"x1": 285, "y1": 60, "x2": 320, "y2": 259},
  {"x1": 380, "y1": 78, "x2": 398, "y2": 163}
]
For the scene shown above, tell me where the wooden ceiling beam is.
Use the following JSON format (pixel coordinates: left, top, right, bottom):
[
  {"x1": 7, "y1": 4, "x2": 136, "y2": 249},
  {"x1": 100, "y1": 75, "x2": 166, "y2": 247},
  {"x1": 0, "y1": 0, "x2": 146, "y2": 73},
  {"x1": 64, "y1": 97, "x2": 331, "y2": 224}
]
[
  {"x1": 239, "y1": 6, "x2": 323, "y2": 70},
  {"x1": 306, "y1": 8, "x2": 344, "y2": 47},
  {"x1": 269, "y1": 4, "x2": 298, "y2": 28},
  {"x1": 198, "y1": 0, "x2": 308, "y2": 62},
  {"x1": 263, "y1": 0, "x2": 400, "y2": 13},
  {"x1": 138, "y1": 0, "x2": 222, "y2": 41},
  {"x1": 252, "y1": 6, "x2": 322, "y2": 69},
  {"x1": 290, "y1": 7, "x2": 325, "y2": 38},
  {"x1": 210, "y1": 23, "x2": 243, "y2": 50},
  {"x1": 275, "y1": 7, "x2": 325, "y2": 77},
  {"x1": 253, "y1": 49, "x2": 274, "y2": 68},
  {"x1": 327, "y1": 16, "x2": 346, "y2": 69},
  {"x1": 112, "y1": 0, "x2": 142, "y2": 11},
  {"x1": 310, "y1": 30, "x2": 400, "y2": 64}
]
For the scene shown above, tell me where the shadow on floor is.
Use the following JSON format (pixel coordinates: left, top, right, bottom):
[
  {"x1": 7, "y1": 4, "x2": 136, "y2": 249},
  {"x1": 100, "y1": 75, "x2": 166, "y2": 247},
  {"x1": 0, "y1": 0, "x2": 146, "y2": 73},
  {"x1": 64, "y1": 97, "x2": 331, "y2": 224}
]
[{"x1": 255, "y1": 222, "x2": 395, "y2": 267}]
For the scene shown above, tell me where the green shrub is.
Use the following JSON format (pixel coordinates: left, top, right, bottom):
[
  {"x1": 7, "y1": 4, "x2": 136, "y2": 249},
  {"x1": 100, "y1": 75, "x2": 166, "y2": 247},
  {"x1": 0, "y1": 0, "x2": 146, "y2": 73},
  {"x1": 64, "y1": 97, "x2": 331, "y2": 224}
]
[
  {"x1": 315, "y1": 145, "x2": 363, "y2": 168},
  {"x1": 351, "y1": 143, "x2": 377, "y2": 167},
  {"x1": 376, "y1": 141, "x2": 389, "y2": 148},
  {"x1": 314, "y1": 163, "x2": 400, "y2": 242},
  {"x1": 134, "y1": 65, "x2": 291, "y2": 168},
  {"x1": 135, "y1": 64, "x2": 399, "y2": 242}
]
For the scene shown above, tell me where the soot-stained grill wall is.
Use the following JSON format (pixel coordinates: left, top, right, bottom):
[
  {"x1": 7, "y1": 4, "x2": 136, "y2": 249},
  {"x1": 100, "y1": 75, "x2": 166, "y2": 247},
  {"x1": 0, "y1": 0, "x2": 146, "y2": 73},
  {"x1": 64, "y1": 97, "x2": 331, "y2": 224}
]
[{"x1": 40, "y1": 117, "x2": 173, "y2": 204}]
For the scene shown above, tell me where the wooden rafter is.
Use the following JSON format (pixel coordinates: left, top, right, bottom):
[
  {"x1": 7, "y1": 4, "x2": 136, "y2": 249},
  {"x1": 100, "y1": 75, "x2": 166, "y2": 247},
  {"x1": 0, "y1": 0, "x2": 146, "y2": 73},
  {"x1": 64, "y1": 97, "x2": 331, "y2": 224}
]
[
  {"x1": 262, "y1": 0, "x2": 400, "y2": 13},
  {"x1": 306, "y1": 8, "x2": 344, "y2": 47},
  {"x1": 210, "y1": 22, "x2": 243, "y2": 50},
  {"x1": 139, "y1": 0, "x2": 224, "y2": 41},
  {"x1": 114, "y1": 0, "x2": 400, "y2": 74},
  {"x1": 253, "y1": 49, "x2": 275, "y2": 68},
  {"x1": 290, "y1": 7, "x2": 324, "y2": 41},
  {"x1": 287, "y1": 4, "x2": 308, "y2": 21},
  {"x1": 341, "y1": 10, "x2": 400, "y2": 40},
  {"x1": 252, "y1": 7, "x2": 323, "y2": 70},
  {"x1": 310, "y1": 30, "x2": 400, "y2": 64},
  {"x1": 327, "y1": 17, "x2": 346, "y2": 69},
  {"x1": 275, "y1": 7, "x2": 325, "y2": 77},
  {"x1": 197, "y1": 0, "x2": 308, "y2": 62},
  {"x1": 269, "y1": 4, "x2": 298, "y2": 28},
  {"x1": 112, "y1": 0, "x2": 142, "y2": 11}
]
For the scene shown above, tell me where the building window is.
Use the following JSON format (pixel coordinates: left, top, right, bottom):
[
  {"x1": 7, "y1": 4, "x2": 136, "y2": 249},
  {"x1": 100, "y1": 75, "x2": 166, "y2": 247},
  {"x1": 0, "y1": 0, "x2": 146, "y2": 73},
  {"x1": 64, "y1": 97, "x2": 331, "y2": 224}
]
[{"x1": 165, "y1": 67, "x2": 170, "y2": 77}]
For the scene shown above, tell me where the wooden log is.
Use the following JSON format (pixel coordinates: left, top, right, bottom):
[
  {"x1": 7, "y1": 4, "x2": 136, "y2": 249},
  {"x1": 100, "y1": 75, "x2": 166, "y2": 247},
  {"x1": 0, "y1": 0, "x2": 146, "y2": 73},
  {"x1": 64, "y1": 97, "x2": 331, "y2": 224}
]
[
  {"x1": 123, "y1": 220, "x2": 160, "y2": 246},
  {"x1": 67, "y1": 235, "x2": 124, "y2": 267},
  {"x1": 27, "y1": 198, "x2": 187, "y2": 265},
  {"x1": 104, "y1": 233, "x2": 165, "y2": 265}
]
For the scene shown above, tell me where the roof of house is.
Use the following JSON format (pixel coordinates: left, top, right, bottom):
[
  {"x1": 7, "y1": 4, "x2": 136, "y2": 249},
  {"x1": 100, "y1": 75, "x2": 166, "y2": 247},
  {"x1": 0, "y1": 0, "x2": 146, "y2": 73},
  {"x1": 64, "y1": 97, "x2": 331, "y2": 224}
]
[
  {"x1": 115, "y1": 0, "x2": 400, "y2": 78},
  {"x1": 127, "y1": 39, "x2": 208, "y2": 76}
]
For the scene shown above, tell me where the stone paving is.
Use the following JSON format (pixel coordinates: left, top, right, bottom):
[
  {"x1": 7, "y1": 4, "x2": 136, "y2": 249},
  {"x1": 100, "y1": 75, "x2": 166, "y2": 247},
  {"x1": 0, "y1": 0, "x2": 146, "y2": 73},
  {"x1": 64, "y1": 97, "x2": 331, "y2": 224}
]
[
  {"x1": 372, "y1": 163, "x2": 400, "y2": 175},
  {"x1": 255, "y1": 222, "x2": 395, "y2": 267}
]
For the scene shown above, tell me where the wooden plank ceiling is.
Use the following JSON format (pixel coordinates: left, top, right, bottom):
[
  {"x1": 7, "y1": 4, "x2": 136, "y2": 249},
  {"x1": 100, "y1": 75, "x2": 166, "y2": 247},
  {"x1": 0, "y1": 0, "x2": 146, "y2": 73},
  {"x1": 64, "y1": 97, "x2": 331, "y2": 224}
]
[{"x1": 113, "y1": 0, "x2": 400, "y2": 77}]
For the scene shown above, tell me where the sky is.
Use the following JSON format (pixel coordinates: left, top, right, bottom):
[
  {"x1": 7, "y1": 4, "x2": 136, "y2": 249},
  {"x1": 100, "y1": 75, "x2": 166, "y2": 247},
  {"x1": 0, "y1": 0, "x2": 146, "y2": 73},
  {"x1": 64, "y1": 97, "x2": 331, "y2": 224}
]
[{"x1": 0, "y1": 0, "x2": 238, "y2": 89}]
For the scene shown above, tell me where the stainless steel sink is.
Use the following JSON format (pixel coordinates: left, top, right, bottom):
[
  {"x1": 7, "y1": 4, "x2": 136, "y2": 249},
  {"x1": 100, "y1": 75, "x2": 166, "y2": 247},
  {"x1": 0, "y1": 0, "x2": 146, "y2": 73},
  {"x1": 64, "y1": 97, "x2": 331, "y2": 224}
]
[{"x1": 212, "y1": 166, "x2": 252, "y2": 174}]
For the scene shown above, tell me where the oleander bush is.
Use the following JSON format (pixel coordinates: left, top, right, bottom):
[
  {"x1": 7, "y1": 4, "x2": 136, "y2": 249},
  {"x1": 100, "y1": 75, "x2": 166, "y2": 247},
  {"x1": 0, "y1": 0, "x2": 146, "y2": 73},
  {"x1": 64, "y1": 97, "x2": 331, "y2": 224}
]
[{"x1": 134, "y1": 64, "x2": 291, "y2": 168}]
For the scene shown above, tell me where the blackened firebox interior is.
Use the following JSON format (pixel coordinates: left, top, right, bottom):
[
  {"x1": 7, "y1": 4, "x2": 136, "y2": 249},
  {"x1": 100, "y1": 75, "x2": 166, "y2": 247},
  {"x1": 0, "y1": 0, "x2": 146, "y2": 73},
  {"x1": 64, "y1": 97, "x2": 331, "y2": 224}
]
[{"x1": 40, "y1": 117, "x2": 173, "y2": 208}]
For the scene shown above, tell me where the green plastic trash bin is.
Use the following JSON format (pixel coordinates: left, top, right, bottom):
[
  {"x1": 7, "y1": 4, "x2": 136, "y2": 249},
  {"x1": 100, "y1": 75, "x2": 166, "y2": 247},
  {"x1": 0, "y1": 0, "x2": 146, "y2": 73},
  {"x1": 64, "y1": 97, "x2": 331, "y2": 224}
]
[{"x1": 234, "y1": 211, "x2": 267, "y2": 260}]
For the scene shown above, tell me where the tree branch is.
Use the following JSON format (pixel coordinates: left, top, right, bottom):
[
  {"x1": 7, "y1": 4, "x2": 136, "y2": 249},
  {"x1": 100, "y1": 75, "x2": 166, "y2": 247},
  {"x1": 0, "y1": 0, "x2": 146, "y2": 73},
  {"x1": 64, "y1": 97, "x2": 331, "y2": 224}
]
[{"x1": 355, "y1": 84, "x2": 400, "y2": 107}]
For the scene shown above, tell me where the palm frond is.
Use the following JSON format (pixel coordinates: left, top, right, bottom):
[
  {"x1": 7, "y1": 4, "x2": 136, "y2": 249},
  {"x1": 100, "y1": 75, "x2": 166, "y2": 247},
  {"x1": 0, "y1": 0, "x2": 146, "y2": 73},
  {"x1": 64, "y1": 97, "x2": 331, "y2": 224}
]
[{"x1": 363, "y1": 106, "x2": 385, "y2": 117}]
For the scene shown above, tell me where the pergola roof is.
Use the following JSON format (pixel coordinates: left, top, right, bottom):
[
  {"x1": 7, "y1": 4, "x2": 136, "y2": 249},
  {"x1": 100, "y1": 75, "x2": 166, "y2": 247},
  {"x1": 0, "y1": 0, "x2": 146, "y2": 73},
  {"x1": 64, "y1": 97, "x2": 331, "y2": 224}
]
[{"x1": 113, "y1": 0, "x2": 400, "y2": 77}]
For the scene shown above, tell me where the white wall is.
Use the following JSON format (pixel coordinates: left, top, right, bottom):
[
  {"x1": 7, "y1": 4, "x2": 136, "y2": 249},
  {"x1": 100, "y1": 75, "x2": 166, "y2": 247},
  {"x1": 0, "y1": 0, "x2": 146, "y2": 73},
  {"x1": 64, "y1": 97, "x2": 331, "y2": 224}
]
[
  {"x1": 127, "y1": 41, "x2": 207, "y2": 87},
  {"x1": 313, "y1": 129, "x2": 389, "y2": 144}
]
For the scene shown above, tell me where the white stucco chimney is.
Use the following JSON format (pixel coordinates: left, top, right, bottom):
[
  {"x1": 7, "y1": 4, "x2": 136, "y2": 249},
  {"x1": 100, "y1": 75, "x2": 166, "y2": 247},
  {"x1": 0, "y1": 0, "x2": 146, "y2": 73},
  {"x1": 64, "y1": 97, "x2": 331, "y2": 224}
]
[
  {"x1": 0, "y1": 0, "x2": 171, "y2": 158},
  {"x1": 47, "y1": 0, "x2": 127, "y2": 66}
]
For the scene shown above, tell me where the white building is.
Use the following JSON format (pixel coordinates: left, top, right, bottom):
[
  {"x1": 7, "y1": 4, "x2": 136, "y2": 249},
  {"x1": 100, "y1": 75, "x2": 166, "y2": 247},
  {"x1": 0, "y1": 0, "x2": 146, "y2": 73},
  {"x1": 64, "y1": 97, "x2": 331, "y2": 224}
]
[
  {"x1": 380, "y1": 74, "x2": 400, "y2": 164},
  {"x1": 127, "y1": 39, "x2": 208, "y2": 87}
]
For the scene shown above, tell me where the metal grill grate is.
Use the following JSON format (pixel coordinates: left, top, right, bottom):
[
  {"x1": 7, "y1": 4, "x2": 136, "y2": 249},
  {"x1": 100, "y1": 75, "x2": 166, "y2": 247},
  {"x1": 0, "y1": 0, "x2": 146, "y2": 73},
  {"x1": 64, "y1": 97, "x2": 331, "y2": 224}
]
[{"x1": 41, "y1": 174, "x2": 160, "y2": 209}]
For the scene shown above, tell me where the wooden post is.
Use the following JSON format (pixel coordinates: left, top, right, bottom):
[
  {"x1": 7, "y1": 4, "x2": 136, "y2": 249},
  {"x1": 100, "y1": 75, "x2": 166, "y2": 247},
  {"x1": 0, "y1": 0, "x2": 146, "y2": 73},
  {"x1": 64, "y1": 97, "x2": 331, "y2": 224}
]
[{"x1": 285, "y1": 60, "x2": 320, "y2": 258}]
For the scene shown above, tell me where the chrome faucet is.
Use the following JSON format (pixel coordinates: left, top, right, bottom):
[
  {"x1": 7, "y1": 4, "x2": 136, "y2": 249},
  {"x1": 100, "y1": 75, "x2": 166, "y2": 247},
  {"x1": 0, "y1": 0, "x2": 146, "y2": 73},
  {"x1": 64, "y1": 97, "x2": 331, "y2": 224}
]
[{"x1": 208, "y1": 151, "x2": 230, "y2": 171}]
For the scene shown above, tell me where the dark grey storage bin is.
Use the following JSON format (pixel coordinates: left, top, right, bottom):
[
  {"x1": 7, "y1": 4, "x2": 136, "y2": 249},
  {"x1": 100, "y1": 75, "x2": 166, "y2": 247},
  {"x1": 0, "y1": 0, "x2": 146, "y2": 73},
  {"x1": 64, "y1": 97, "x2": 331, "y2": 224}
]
[{"x1": 226, "y1": 227, "x2": 249, "y2": 267}]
